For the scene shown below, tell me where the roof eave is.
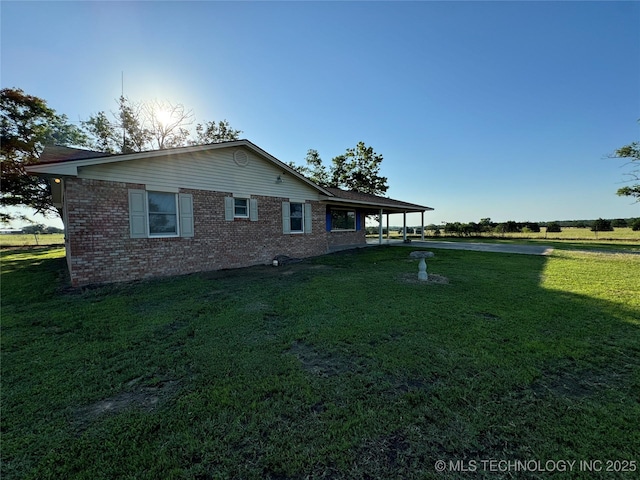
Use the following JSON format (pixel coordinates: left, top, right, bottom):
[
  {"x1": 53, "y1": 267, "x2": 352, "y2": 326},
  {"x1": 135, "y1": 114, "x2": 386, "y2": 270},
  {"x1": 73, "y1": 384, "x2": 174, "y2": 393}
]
[{"x1": 320, "y1": 196, "x2": 433, "y2": 213}]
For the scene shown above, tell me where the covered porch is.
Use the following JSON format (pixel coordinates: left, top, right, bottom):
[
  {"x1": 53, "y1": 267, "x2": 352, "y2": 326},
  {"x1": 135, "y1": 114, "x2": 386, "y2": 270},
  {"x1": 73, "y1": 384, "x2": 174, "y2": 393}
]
[{"x1": 320, "y1": 187, "x2": 433, "y2": 246}]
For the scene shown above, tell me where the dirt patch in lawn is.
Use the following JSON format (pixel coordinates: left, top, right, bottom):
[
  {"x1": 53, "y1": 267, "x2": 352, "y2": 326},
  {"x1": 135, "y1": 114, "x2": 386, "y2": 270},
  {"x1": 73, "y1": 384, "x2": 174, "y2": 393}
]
[
  {"x1": 73, "y1": 377, "x2": 180, "y2": 430},
  {"x1": 398, "y1": 273, "x2": 449, "y2": 285},
  {"x1": 287, "y1": 341, "x2": 369, "y2": 377},
  {"x1": 531, "y1": 368, "x2": 626, "y2": 400}
]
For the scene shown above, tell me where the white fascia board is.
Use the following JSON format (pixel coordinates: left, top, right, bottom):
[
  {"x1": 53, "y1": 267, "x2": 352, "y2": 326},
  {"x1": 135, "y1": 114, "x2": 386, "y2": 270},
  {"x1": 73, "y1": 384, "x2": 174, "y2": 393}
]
[{"x1": 25, "y1": 163, "x2": 79, "y2": 176}]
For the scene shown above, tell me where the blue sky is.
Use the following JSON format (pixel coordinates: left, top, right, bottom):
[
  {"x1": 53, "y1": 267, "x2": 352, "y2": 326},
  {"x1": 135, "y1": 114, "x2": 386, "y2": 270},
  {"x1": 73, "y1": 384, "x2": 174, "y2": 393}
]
[{"x1": 2, "y1": 1, "x2": 639, "y2": 228}]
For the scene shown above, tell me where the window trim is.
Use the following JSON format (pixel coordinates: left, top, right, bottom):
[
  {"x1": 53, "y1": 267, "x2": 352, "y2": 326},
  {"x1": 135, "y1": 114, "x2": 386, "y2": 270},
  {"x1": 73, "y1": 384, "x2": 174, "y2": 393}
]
[
  {"x1": 147, "y1": 191, "x2": 180, "y2": 238},
  {"x1": 283, "y1": 201, "x2": 312, "y2": 235},
  {"x1": 233, "y1": 197, "x2": 249, "y2": 218},
  {"x1": 129, "y1": 188, "x2": 193, "y2": 239},
  {"x1": 289, "y1": 202, "x2": 304, "y2": 234}
]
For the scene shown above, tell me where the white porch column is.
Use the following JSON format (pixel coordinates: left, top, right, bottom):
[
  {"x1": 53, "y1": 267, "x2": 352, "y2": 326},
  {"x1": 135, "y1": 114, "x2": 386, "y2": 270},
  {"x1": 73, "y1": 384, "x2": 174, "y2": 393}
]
[
  {"x1": 386, "y1": 213, "x2": 390, "y2": 239},
  {"x1": 421, "y1": 211, "x2": 425, "y2": 241},
  {"x1": 378, "y1": 209, "x2": 383, "y2": 244},
  {"x1": 403, "y1": 212, "x2": 407, "y2": 242}
]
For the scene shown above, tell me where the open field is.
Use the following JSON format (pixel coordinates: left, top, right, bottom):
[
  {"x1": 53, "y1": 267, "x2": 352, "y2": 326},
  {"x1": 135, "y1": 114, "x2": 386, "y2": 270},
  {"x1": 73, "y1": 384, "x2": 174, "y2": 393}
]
[
  {"x1": 381, "y1": 227, "x2": 640, "y2": 242},
  {"x1": 0, "y1": 233, "x2": 65, "y2": 248},
  {"x1": 2, "y1": 246, "x2": 639, "y2": 479}
]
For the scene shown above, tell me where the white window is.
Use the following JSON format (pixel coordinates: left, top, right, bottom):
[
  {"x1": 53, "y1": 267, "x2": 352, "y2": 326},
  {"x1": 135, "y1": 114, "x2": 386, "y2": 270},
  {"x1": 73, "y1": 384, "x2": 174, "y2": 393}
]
[
  {"x1": 282, "y1": 201, "x2": 313, "y2": 234},
  {"x1": 128, "y1": 189, "x2": 193, "y2": 238},
  {"x1": 148, "y1": 191, "x2": 178, "y2": 236},
  {"x1": 224, "y1": 197, "x2": 258, "y2": 221},
  {"x1": 234, "y1": 198, "x2": 249, "y2": 218}
]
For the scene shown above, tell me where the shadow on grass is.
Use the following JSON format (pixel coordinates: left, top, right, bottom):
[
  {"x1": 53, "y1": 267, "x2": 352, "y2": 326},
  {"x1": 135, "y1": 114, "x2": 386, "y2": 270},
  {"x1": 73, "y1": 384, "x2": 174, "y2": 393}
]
[{"x1": 1, "y1": 246, "x2": 639, "y2": 479}]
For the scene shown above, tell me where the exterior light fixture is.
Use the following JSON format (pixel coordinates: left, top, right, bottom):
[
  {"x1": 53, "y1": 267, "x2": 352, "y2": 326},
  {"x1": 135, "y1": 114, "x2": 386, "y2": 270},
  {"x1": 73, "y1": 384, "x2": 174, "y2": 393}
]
[{"x1": 53, "y1": 178, "x2": 61, "y2": 184}]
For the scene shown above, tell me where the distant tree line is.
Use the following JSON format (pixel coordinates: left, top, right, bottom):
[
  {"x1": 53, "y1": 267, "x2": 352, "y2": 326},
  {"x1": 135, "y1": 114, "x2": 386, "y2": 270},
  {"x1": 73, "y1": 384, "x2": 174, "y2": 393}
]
[
  {"x1": 20, "y1": 224, "x2": 63, "y2": 234},
  {"x1": 367, "y1": 217, "x2": 640, "y2": 236}
]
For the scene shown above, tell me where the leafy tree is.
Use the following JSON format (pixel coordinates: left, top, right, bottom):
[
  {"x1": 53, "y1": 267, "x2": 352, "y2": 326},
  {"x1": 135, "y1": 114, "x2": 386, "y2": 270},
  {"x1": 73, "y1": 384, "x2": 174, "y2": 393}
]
[
  {"x1": 22, "y1": 223, "x2": 46, "y2": 234},
  {"x1": 117, "y1": 96, "x2": 151, "y2": 153},
  {"x1": 591, "y1": 218, "x2": 614, "y2": 232},
  {"x1": 81, "y1": 111, "x2": 120, "y2": 153},
  {"x1": 610, "y1": 125, "x2": 639, "y2": 201},
  {"x1": 330, "y1": 142, "x2": 388, "y2": 195},
  {"x1": 1, "y1": 88, "x2": 87, "y2": 222},
  {"x1": 612, "y1": 218, "x2": 628, "y2": 228},
  {"x1": 191, "y1": 120, "x2": 242, "y2": 145},
  {"x1": 546, "y1": 222, "x2": 562, "y2": 233},
  {"x1": 289, "y1": 149, "x2": 330, "y2": 186},
  {"x1": 479, "y1": 217, "x2": 494, "y2": 232},
  {"x1": 288, "y1": 142, "x2": 389, "y2": 195},
  {"x1": 631, "y1": 218, "x2": 640, "y2": 231}
]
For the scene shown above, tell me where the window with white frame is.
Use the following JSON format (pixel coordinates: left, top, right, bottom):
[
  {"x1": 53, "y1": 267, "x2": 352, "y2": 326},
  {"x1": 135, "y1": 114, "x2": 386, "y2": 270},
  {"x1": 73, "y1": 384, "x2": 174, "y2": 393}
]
[
  {"x1": 282, "y1": 201, "x2": 312, "y2": 234},
  {"x1": 148, "y1": 191, "x2": 178, "y2": 236},
  {"x1": 224, "y1": 197, "x2": 258, "y2": 221},
  {"x1": 234, "y1": 198, "x2": 249, "y2": 218},
  {"x1": 330, "y1": 209, "x2": 356, "y2": 231},
  {"x1": 128, "y1": 189, "x2": 193, "y2": 239},
  {"x1": 290, "y1": 202, "x2": 304, "y2": 233}
]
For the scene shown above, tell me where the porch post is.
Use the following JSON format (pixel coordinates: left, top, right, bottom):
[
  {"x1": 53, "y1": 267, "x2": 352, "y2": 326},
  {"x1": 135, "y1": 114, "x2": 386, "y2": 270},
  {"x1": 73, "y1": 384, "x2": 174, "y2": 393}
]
[
  {"x1": 378, "y1": 209, "x2": 383, "y2": 244},
  {"x1": 421, "y1": 211, "x2": 425, "y2": 241},
  {"x1": 386, "y1": 213, "x2": 390, "y2": 239},
  {"x1": 403, "y1": 211, "x2": 407, "y2": 242}
]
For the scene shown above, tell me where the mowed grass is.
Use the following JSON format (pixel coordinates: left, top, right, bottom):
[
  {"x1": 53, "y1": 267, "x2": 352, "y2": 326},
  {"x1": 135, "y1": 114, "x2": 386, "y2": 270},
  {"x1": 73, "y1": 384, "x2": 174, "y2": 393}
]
[
  {"x1": 2, "y1": 246, "x2": 639, "y2": 479},
  {"x1": 410, "y1": 227, "x2": 640, "y2": 241},
  {"x1": 0, "y1": 233, "x2": 65, "y2": 248}
]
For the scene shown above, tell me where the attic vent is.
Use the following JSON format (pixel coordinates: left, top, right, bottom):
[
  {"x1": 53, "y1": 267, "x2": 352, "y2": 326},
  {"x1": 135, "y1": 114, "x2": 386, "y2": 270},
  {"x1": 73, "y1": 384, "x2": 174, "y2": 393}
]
[{"x1": 233, "y1": 149, "x2": 249, "y2": 167}]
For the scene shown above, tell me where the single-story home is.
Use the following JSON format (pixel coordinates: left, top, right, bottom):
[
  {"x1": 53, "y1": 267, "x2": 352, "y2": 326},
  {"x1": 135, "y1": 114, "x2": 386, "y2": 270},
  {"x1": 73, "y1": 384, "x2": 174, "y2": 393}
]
[{"x1": 26, "y1": 139, "x2": 433, "y2": 286}]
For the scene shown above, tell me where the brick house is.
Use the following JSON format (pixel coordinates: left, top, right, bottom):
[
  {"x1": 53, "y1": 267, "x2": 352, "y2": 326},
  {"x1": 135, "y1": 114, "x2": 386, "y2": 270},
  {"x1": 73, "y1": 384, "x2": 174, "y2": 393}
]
[{"x1": 27, "y1": 140, "x2": 432, "y2": 286}]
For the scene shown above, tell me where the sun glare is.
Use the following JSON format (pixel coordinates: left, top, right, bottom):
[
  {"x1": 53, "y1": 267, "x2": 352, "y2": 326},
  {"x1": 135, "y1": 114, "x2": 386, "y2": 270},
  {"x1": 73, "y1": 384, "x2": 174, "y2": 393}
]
[{"x1": 155, "y1": 108, "x2": 173, "y2": 127}]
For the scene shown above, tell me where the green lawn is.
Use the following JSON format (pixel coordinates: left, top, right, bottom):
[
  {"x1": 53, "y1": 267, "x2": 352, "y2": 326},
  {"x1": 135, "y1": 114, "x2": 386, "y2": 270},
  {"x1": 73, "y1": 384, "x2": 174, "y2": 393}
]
[
  {"x1": 0, "y1": 233, "x2": 65, "y2": 248},
  {"x1": 381, "y1": 227, "x2": 640, "y2": 247},
  {"x1": 2, "y1": 246, "x2": 639, "y2": 479}
]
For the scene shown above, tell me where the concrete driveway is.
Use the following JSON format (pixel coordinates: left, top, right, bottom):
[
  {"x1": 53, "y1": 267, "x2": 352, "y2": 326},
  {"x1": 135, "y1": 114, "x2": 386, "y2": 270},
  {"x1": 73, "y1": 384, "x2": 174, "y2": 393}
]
[{"x1": 367, "y1": 239, "x2": 553, "y2": 256}]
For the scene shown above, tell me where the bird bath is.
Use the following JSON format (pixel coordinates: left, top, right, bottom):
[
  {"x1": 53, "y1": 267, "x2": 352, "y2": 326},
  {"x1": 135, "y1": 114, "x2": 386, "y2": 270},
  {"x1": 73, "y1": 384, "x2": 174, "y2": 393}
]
[{"x1": 409, "y1": 251, "x2": 434, "y2": 281}]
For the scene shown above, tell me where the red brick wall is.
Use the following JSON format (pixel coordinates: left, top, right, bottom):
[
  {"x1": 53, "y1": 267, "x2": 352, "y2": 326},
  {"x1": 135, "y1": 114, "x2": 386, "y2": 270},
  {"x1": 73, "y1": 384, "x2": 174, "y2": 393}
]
[
  {"x1": 327, "y1": 229, "x2": 367, "y2": 247},
  {"x1": 64, "y1": 178, "x2": 330, "y2": 286}
]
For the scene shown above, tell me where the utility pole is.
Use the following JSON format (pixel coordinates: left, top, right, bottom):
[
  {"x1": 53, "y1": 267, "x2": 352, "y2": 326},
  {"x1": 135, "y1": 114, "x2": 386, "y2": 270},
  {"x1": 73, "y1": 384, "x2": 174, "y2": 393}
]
[{"x1": 121, "y1": 71, "x2": 126, "y2": 152}]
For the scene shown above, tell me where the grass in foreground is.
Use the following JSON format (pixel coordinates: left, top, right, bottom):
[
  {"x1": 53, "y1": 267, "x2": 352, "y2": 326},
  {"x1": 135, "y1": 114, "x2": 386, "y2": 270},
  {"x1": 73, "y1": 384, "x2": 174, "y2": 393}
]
[{"x1": 2, "y1": 247, "x2": 639, "y2": 479}]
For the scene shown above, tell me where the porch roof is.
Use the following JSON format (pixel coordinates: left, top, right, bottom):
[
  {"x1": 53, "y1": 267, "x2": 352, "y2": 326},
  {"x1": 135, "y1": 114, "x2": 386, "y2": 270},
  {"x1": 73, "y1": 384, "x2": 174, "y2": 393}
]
[{"x1": 321, "y1": 187, "x2": 433, "y2": 214}]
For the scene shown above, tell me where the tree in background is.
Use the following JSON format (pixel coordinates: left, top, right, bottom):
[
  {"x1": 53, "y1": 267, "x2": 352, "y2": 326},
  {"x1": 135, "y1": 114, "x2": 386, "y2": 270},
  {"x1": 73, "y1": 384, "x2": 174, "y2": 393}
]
[
  {"x1": 81, "y1": 111, "x2": 120, "y2": 153},
  {"x1": 546, "y1": 222, "x2": 562, "y2": 233},
  {"x1": 143, "y1": 99, "x2": 194, "y2": 150},
  {"x1": 191, "y1": 120, "x2": 242, "y2": 145},
  {"x1": 290, "y1": 142, "x2": 388, "y2": 195},
  {"x1": 591, "y1": 218, "x2": 614, "y2": 232},
  {"x1": 1, "y1": 88, "x2": 87, "y2": 222},
  {"x1": 83, "y1": 97, "x2": 242, "y2": 153},
  {"x1": 330, "y1": 142, "x2": 388, "y2": 195},
  {"x1": 288, "y1": 149, "x2": 330, "y2": 186},
  {"x1": 610, "y1": 125, "x2": 639, "y2": 201}
]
